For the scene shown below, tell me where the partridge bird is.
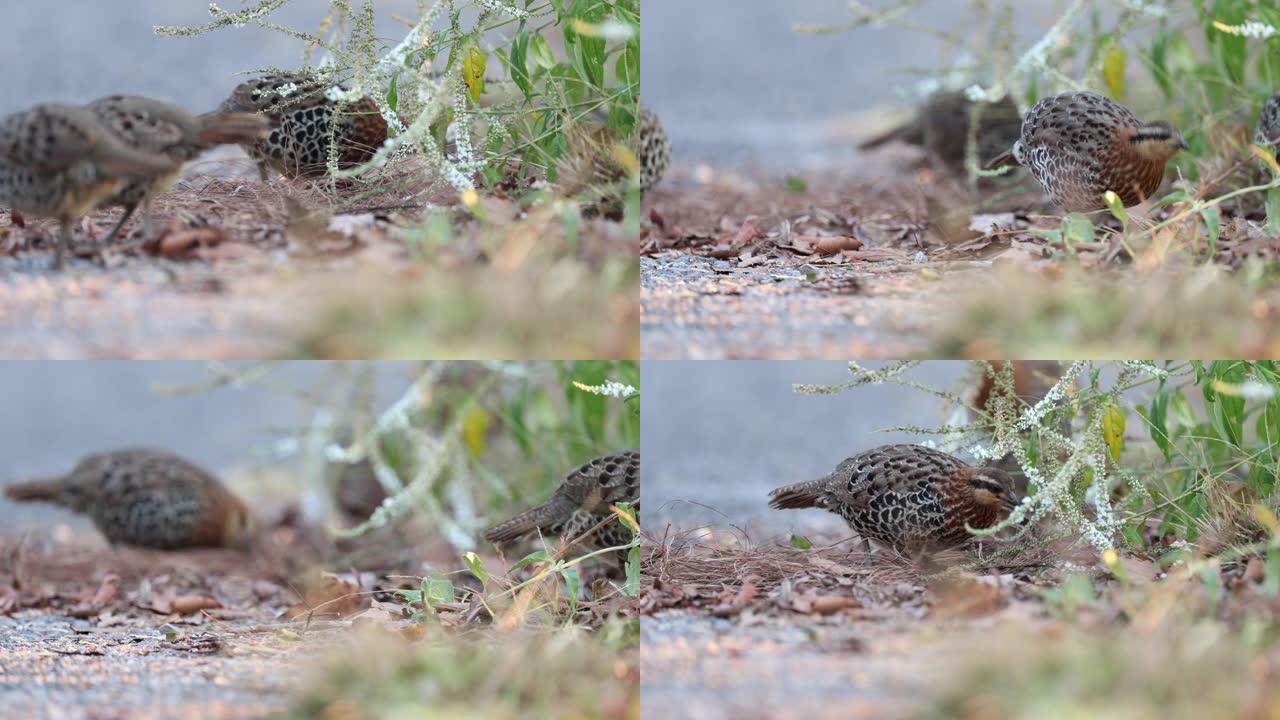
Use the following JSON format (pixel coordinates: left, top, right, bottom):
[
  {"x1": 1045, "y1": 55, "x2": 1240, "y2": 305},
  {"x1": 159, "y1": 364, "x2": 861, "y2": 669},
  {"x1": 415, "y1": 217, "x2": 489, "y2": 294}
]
[
  {"x1": 0, "y1": 103, "x2": 176, "y2": 268},
  {"x1": 86, "y1": 95, "x2": 269, "y2": 242},
  {"x1": 217, "y1": 74, "x2": 388, "y2": 180},
  {"x1": 768, "y1": 444, "x2": 1017, "y2": 554},
  {"x1": 985, "y1": 91, "x2": 1187, "y2": 212},
  {"x1": 859, "y1": 90, "x2": 1023, "y2": 174},
  {"x1": 4, "y1": 448, "x2": 252, "y2": 550},
  {"x1": 1257, "y1": 90, "x2": 1280, "y2": 151},
  {"x1": 637, "y1": 106, "x2": 670, "y2": 193},
  {"x1": 483, "y1": 451, "x2": 639, "y2": 558}
]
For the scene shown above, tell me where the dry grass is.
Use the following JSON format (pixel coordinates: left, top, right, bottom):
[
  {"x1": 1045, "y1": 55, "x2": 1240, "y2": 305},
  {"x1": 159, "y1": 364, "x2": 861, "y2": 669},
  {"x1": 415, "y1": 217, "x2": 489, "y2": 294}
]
[{"x1": 930, "y1": 263, "x2": 1280, "y2": 358}]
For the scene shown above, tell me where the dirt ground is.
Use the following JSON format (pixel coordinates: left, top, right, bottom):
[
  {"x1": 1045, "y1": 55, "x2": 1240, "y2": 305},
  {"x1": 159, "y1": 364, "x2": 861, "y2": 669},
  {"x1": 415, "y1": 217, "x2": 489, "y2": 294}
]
[
  {"x1": 0, "y1": 151, "x2": 638, "y2": 360},
  {"x1": 640, "y1": 150, "x2": 1280, "y2": 359},
  {"x1": 638, "y1": 529, "x2": 1280, "y2": 720}
]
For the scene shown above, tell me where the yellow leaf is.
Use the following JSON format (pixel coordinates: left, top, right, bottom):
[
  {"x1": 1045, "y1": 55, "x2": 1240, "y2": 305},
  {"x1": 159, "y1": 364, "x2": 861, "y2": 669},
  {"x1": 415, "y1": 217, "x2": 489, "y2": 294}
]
[
  {"x1": 463, "y1": 45, "x2": 486, "y2": 104},
  {"x1": 1102, "y1": 44, "x2": 1127, "y2": 99},
  {"x1": 610, "y1": 143, "x2": 640, "y2": 178},
  {"x1": 461, "y1": 188, "x2": 480, "y2": 209},
  {"x1": 1102, "y1": 548, "x2": 1119, "y2": 568},
  {"x1": 610, "y1": 503, "x2": 640, "y2": 534},
  {"x1": 1103, "y1": 403, "x2": 1126, "y2": 462},
  {"x1": 1104, "y1": 190, "x2": 1129, "y2": 225},
  {"x1": 1252, "y1": 505, "x2": 1280, "y2": 536},
  {"x1": 461, "y1": 402, "x2": 490, "y2": 458},
  {"x1": 1249, "y1": 144, "x2": 1280, "y2": 176}
]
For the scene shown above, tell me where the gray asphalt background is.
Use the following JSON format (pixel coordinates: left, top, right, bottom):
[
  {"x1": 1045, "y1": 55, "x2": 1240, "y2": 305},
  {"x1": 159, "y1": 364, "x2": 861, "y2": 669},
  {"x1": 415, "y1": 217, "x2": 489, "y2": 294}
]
[
  {"x1": 641, "y1": 0, "x2": 1060, "y2": 168},
  {"x1": 0, "y1": 1, "x2": 421, "y2": 115},
  {"x1": 640, "y1": 360, "x2": 968, "y2": 538},
  {"x1": 0, "y1": 362, "x2": 418, "y2": 532}
]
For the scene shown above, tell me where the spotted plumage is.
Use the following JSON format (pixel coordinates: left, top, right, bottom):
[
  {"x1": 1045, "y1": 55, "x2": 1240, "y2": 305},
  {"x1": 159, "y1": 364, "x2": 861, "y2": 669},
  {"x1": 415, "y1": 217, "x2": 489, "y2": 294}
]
[
  {"x1": 768, "y1": 444, "x2": 1017, "y2": 553},
  {"x1": 218, "y1": 74, "x2": 389, "y2": 180},
  {"x1": 0, "y1": 103, "x2": 176, "y2": 268},
  {"x1": 86, "y1": 95, "x2": 269, "y2": 242},
  {"x1": 4, "y1": 448, "x2": 252, "y2": 550},
  {"x1": 859, "y1": 90, "x2": 1023, "y2": 174},
  {"x1": 1257, "y1": 90, "x2": 1280, "y2": 150},
  {"x1": 637, "y1": 106, "x2": 670, "y2": 193},
  {"x1": 985, "y1": 91, "x2": 1187, "y2": 212},
  {"x1": 484, "y1": 451, "x2": 639, "y2": 559}
]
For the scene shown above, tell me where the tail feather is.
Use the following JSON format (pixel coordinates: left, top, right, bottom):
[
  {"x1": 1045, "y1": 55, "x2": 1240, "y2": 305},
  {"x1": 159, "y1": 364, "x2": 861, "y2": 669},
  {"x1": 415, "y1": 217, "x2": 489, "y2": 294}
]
[
  {"x1": 768, "y1": 479, "x2": 825, "y2": 510},
  {"x1": 983, "y1": 148, "x2": 1019, "y2": 171},
  {"x1": 5, "y1": 477, "x2": 67, "y2": 504},
  {"x1": 196, "y1": 112, "x2": 271, "y2": 146},
  {"x1": 858, "y1": 119, "x2": 923, "y2": 151},
  {"x1": 484, "y1": 504, "x2": 553, "y2": 544}
]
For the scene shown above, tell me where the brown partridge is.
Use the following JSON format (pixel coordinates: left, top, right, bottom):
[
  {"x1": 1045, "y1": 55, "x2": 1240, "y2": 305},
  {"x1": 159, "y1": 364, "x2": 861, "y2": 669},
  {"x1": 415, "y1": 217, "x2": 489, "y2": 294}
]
[
  {"x1": 768, "y1": 444, "x2": 1017, "y2": 554},
  {"x1": 484, "y1": 451, "x2": 639, "y2": 559},
  {"x1": 0, "y1": 103, "x2": 177, "y2": 268},
  {"x1": 4, "y1": 448, "x2": 252, "y2": 550},
  {"x1": 637, "y1": 106, "x2": 671, "y2": 193},
  {"x1": 86, "y1": 95, "x2": 269, "y2": 242},
  {"x1": 859, "y1": 90, "x2": 1023, "y2": 174},
  {"x1": 217, "y1": 74, "x2": 389, "y2": 180},
  {"x1": 985, "y1": 91, "x2": 1187, "y2": 212},
  {"x1": 1257, "y1": 90, "x2": 1280, "y2": 151}
]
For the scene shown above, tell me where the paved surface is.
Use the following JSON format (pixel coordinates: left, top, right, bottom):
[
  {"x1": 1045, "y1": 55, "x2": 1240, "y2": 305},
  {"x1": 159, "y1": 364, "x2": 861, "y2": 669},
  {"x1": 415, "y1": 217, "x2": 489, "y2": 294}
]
[
  {"x1": 641, "y1": 0, "x2": 1060, "y2": 168},
  {"x1": 0, "y1": 362, "x2": 418, "y2": 532},
  {"x1": 0, "y1": 1, "x2": 419, "y2": 115},
  {"x1": 640, "y1": 360, "x2": 968, "y2": 537}
]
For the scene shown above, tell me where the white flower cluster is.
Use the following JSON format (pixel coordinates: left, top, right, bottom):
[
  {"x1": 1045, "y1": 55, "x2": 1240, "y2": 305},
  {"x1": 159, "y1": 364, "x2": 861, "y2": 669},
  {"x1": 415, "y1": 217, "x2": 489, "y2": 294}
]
[
  {"x1": 1215, "y1": 20, "x2": 1278, "y2": 40},
  {"x1": 574, "y1": 380, "x2": 639, "y2": 399}
]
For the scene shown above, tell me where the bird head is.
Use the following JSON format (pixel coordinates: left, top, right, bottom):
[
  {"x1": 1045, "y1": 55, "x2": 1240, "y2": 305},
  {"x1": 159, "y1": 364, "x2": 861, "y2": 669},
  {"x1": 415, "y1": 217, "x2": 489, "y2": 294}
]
[
  {"x1": 969, "y1": 467, "x2": 1020, "y2": 515},
  {"x1": 1130, "y1": 120, "x2": 1188, "y2": 161}
]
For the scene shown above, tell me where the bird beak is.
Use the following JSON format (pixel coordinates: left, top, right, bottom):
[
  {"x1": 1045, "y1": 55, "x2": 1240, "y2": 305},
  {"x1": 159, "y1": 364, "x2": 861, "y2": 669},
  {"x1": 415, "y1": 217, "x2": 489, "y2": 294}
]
[
  {"x1": 1175, "y1": 138, "x2": 1189, "y2": 151},
  {"x1": 1002, "y1": 491, "x2": 1020, "y2": 513}
]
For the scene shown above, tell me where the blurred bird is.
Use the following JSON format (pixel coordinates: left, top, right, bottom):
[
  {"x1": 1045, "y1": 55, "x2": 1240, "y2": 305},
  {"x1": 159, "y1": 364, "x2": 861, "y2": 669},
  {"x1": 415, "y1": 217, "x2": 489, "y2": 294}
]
[
  {"x1": 0, "y1": 103, "x2": 176, "y2": 268},
  {"x1": 86, "y1": 95, "x2": 269, "y2": 242},
  {"x1": 985, "y1": 91, "x2": 1187, "y2": 212},
  {"x1": 484, "y1": 451, "x2": 639, "y2": 560},
  {"x1": 217, "y1": 73, "x2": 389, "y2": 180},
  {"x1": 637, "y1": 106, "x2": 671, "y2": 193},
  {"x1": 5, "y1": 448, "x2": 252, "y2": 550},
  {"x1": 768, "y1": 444, "x2": 1017, "y2": 555},
  {"x1": 859, "y1": 90, "x2": 1023, "y2": 175},
  {"x1": 1256, "y1": 89, "x2": 1280, "y2": 151}
]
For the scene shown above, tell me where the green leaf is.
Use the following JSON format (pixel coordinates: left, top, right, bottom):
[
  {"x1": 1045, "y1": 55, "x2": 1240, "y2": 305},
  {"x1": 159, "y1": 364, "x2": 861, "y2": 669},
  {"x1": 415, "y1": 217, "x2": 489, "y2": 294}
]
[
  {"x1": 463, "y1": 551, "x2": 489, "y2": 585},
  {"x1": 1200, "y1": 206, "x2": 1220, "y2": 257},
  {"x1": 562, "y1": 566, "x2": 581, "y2": 616},
  {"x1": 530, "y1": 34, "x2": 557, "y2": 70},
  {"x1": 1103, "y1": 191, "x2": 1130, "y2": 225},
  {"x1": 624, "y1": 545, "x2": 640, "y2": 597},
  {"x1": 463, "y1": 45, "x2": 487, "y2": 104},
  {"x1": 386, "y1": 72, "x2": 399, "y2": 113},
  {"x1": 1266, "y1": 186, "x2": 1280, "y2": 237},
  {"x1": 421, "y1": 576, "x2": 455, "y2": 608},
  {"x1": 784, "y1": 176, "x2": 808, "y2": 193},
  {"x1": 510, "y1": 30, "x2": 532, "y2": 100},
  {"x1": 1062, "y1": 212, "x2": 1095, "y2": 247},
  {"x1": 789, "y1": 534, "x2": 812, "y2": 550},
  {"x1": 511, "y1": 549, "x2": 550, "y2": 572}
]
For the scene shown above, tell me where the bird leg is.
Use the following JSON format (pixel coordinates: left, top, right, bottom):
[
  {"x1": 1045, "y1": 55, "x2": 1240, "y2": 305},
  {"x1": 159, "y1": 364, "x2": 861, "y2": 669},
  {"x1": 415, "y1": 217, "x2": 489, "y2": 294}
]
[
  {"x1": 102, "y1": 202, "x2": 139, "y2": 244},
  {"x1": 54, "y1": 221, "x2": 72, "y2": 270},
  {"x1": 860, "y1": 537, "x2": 873, "y2": 566},
  {"x1": 141, "y1": 196, "x2": 154, "y2": 242},
  {"x1": 256, "y1": 161, "x2": 271, "y2": 182}
]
